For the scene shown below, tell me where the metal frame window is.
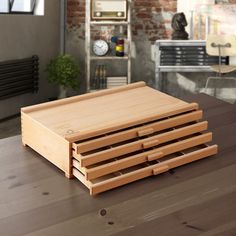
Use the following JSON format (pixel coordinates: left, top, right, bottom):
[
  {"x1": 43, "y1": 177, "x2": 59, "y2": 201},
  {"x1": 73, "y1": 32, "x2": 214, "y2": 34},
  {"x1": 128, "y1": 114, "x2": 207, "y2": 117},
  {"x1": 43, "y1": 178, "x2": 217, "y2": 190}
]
[{"x1": 0, "y1": 0, "x2": 37, "y2": 15}]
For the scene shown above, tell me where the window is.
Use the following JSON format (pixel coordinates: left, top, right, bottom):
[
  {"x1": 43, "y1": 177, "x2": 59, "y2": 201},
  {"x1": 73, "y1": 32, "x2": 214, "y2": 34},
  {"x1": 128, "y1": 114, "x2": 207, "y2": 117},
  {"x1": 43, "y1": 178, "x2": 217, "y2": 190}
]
[
  {"x1": 0, "y1": 0, "x2": 10, "y2": 13},
  {"x1": 0, "y1": 0, "x2": 44, "y2": 15},
  {"x1": 11, "y1": 0, "x2": 36, "y2": 13}
]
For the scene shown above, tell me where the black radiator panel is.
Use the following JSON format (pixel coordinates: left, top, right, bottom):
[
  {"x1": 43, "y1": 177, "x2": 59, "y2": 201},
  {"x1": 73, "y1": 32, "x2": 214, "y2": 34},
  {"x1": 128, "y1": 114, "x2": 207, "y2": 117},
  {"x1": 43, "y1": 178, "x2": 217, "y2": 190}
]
[{"x1": 0, "y1": 55, "x2": 39, "y2": 100}]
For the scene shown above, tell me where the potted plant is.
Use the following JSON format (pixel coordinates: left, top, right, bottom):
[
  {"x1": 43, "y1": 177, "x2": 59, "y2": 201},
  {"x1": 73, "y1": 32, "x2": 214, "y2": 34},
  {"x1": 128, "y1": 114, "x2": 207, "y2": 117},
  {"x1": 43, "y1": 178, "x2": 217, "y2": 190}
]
[{"x1": 46, "y1": 54, "x2": 80, "y2": 99}]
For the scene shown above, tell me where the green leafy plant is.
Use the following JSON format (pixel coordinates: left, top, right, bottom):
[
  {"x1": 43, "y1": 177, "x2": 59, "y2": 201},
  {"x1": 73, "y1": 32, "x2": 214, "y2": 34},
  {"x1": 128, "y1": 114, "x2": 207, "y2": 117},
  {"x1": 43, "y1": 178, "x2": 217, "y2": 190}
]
[{"x1": 46, "y1": 54, "x2": 80, "y2": 90}]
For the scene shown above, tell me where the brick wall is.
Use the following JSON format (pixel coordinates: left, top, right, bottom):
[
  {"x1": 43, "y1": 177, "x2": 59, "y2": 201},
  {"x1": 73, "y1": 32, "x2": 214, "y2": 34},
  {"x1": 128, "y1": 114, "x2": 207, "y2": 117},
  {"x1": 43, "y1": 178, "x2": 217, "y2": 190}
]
[
  {"x1": 67, "y1": 0, "x2": 177, "y2": 41},
  {"x1": 67, "y1": 0, "x2": 85, "y2": 38},
  {"x1": 132, "y1": 0, "x2": 176, "y2": 41}
]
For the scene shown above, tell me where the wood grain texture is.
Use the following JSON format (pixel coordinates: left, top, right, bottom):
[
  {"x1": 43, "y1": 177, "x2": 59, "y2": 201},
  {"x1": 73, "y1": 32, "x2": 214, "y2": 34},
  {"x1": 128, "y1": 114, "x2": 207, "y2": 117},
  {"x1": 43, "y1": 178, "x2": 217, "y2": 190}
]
[
  {"x1": 2, "y1": 94, "x2": 233, "y2": 235},
  {"x1": 21, "y1": 81, "x2": 146, "y2": 114},
  {"x1": 73, "y1": 110, "x2": 203, "y2": 153},
  {"x1": 89, "y1": 145, "x2": 217, "y2": 195},
  {"x1": 22, "y1": 82, "x2": 192, "y2": 139},
  {"x1": 66, "y1": 102, "x2": 199, "y2": 142},
  {"x1": 78, "y1": 131, "x2": 212, "y2": 167},
  {"x1": 21, "y1": 113, "x2": 71, "y2": 177}
]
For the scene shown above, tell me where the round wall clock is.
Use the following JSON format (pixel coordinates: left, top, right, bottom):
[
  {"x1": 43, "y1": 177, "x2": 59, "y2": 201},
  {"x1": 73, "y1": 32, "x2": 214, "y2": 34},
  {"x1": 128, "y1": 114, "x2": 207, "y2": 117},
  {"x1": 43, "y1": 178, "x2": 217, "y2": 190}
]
[{"x1": 93, "y1": 40, "x2": 109, "y2": 56}]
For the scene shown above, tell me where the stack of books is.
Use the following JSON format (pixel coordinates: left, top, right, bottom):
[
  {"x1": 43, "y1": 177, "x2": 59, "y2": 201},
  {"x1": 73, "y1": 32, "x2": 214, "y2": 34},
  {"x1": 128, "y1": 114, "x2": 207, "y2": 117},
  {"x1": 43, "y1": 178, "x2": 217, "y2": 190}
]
[{"x1": 107, "y1": 77, "x2": 127, "y2": 89}]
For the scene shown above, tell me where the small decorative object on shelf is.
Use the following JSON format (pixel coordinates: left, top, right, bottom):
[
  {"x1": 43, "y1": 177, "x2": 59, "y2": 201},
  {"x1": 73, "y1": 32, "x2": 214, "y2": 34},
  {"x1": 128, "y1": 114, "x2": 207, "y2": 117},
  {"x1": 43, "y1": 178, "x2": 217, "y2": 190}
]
[
  {"x1": 91, "y1": 65, "x2": 99, "y2": 90},
  {"x1": 110, "y1": 36, "x2": 118, "y2": 55},
  {"x1": 101, "y1": 65, "x2": 107, "y2": 89},
  {"x1": 171, "y1": 12, "x2": 189, "y2": 40},
  {"x1": 91, "y1": 64, "x2": 107, "y2": 90},
  {"x1": 91, "y1": 0, "x2": 127, "y2": 20},
  {"x1": 107, "y1": 76, "x2": 127, "y2": 88},
  {"x1": 93, "y1": 40, "x2": 109, "y2": 56},
  {"x1": 116, "y1": 38, "x2": 125, "y2": 57}
]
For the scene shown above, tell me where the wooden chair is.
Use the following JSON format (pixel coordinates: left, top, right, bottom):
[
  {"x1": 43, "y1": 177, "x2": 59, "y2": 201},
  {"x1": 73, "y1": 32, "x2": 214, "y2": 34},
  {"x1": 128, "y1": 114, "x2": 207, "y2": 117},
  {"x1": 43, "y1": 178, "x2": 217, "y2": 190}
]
[{"x1": 204, "y1": 34, "x2": 236, "y2": 91}]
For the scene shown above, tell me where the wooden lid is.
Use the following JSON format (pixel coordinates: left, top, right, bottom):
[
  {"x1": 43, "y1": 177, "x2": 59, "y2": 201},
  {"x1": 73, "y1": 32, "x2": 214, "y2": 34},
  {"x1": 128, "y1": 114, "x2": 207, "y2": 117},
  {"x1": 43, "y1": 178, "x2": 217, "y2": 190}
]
[{"x1": 22, "y1": 82, "x2": 196, "y2": 142}]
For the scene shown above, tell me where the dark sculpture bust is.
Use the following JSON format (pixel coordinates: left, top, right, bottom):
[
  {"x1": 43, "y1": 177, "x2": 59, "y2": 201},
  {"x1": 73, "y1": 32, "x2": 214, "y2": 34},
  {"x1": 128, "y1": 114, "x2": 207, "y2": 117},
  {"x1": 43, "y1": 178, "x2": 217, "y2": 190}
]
[{"x1": 171, "y1": 12, "x2": 189, "y2": 40}]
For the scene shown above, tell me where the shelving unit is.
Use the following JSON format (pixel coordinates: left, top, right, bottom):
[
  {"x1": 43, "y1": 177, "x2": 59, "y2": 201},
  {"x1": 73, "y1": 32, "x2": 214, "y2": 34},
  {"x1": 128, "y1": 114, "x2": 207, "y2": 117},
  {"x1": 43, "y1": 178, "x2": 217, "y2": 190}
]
[
  {"x1": 90, "y1": 56, "x2": 129, "y2": 60},
  {"x1": 85, "y1": 0, "x2": 132, "y2": 92}
]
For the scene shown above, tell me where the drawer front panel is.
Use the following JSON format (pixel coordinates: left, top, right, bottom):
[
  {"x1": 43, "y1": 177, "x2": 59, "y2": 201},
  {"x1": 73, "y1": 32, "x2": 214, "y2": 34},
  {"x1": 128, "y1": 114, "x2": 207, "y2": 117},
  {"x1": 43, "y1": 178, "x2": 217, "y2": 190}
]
[
  {"x1": 74, "y1": 132, "x2": 212, "y2": 180},
  {"x1": 91, "y1": 145, "x2": 217, "y2": 195},
  {"x1": 73, "y1": 145, "x2": 218, "y2": 195},
  {"x1": 73, "y1": 110, "x2": 203, "y2": 154},
  {"x1": 75, "y1": 121, "x2": 208, "y2": 167}
]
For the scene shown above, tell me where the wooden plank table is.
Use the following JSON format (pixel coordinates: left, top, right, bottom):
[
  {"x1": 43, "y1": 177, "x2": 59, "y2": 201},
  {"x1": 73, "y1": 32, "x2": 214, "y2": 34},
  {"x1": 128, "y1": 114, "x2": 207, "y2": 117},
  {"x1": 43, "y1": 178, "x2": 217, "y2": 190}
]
[{"x1": 0, "y1": 93, "x2": 236, "y2": 236}]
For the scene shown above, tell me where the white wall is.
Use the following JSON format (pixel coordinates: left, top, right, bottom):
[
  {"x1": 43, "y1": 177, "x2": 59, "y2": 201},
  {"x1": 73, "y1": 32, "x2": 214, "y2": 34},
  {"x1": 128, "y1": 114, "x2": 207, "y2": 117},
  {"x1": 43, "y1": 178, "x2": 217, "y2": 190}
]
[{"x1": 177, "y1": 0, "x2": 215, "y2": 39}]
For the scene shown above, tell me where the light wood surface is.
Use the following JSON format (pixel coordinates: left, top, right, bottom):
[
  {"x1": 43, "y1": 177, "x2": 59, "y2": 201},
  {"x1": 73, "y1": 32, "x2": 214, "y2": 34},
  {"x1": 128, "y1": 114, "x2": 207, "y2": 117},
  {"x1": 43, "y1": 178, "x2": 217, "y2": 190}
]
[
  {"x1": 21, "y1": 83, "x2": 217, "y2": 194},
  {"x1": 22, "y1": 81, "x2": 146, "y2": 113},
  {"x1": 73, "y1": 132, "x2": 214, "y2": 182},
  {"x1": 75, "y1": 122, "x2": 209, "y2": 167},
  {"x1": 73, "y1": 110, "x2": 203, "y2": 153},
  {"x1": 22, "y1": 82, "x2": 189, "y2": 138},
  {"x1": 1, "y1": 94, "x2": 236, "y2": 235},
  {"x1": 21, "y1": 113, "x2": 71, "y2": 177},
  {"x1": 88, "y1": 145, "x2": 217, "y2": 195},
  {"x1": 67, "y1": 102, "x2": 199, "y2": 142}
]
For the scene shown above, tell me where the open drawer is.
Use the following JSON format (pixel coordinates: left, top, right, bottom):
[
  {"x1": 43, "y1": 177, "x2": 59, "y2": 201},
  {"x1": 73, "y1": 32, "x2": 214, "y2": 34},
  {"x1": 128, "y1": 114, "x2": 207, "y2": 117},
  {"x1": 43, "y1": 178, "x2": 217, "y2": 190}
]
[
  {"x1": 72, "y1": 131, "x2": 213, "y2": 180},
  {"x1": 73, "y1": 144, "x2": 218, "y2": 195},
  {"x1": 72, "y1": 121, "x2": 209, "y2": 167}
]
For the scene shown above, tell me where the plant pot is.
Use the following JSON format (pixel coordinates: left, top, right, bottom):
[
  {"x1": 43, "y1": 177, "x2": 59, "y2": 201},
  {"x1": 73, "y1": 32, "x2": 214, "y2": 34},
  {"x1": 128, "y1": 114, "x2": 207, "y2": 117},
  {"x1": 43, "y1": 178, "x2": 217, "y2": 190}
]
[{"x1": 58, "y1": 85, "x2": 67, "y2": 99}]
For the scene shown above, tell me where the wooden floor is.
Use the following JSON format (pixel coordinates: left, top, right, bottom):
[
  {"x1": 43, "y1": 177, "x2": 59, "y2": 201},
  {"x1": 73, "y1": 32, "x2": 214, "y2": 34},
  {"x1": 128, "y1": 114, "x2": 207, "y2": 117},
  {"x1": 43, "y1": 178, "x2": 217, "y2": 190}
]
[
  {"x1": 0, "y1": 115, "x2": 20, "y2": 139},
  {"x1": 0, "y1": 93, "x2": 236, "y2": 236}
]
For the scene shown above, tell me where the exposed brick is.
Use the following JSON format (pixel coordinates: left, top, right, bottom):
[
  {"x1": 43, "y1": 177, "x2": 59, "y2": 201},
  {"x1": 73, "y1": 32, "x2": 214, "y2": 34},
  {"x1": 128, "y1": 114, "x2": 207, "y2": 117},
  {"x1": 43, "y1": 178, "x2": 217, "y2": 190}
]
[
  {"x1": 132, "y1": 0, "x2": 177, "y2": 40},
  {"x1": 67, "y1": 0, "x2": 178, "y2": 41},
  {"x1": 67, "y1": 0, "x2": 235, "y2": 41}
]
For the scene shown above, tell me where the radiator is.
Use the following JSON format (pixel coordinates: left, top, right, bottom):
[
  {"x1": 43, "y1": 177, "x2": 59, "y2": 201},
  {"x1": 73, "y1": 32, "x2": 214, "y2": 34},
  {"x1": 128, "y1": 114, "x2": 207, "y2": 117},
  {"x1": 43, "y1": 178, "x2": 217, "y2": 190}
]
[
  {"x1": 159, "y1": 45, "x2": 228, "y2": 66},
  {"x1": 155, "y1": 40, "x2": 229, "y2": 90},
  {"x1": 0, "y1": 55, "x2": 39, "y2": 100}
]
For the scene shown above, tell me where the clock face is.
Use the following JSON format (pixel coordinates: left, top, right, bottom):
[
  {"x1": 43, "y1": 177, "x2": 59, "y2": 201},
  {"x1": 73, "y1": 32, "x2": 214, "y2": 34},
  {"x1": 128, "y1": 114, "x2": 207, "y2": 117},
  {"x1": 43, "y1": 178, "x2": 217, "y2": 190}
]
[{"x1": 93, "y1": 40, "x2": 109, "y2": 56}]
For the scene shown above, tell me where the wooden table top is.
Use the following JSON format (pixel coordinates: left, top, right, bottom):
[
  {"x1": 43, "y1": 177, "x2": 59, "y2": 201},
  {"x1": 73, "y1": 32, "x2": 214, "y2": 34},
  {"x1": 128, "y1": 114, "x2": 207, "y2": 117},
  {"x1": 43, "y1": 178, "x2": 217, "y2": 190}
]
[{"x1": 1, "y1": 93, "x2": 236, "y2": 236}]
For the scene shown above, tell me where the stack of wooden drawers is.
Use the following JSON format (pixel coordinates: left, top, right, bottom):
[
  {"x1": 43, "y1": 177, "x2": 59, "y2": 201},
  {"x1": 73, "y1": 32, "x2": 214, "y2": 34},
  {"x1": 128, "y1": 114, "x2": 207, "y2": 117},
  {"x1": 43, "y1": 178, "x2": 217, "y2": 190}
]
[{"x1": 21, "y1": 82, "x2": 217, "y2": 195}]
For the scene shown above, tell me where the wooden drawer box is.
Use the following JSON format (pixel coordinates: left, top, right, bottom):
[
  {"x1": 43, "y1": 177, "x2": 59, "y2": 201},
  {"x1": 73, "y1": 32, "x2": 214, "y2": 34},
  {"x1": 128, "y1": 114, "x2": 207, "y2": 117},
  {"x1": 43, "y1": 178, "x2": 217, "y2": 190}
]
[{"x1": 21, "y1": 82, "x2": 218, "y2": 195}]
